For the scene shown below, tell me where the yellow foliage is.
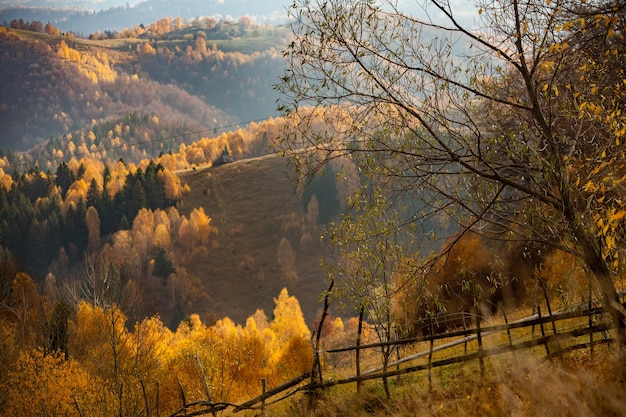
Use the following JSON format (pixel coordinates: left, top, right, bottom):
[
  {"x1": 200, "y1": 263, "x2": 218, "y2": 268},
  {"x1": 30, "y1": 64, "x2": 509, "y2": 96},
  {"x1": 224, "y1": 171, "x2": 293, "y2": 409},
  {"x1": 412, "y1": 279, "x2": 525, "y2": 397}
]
[
  {"x1": 270, "y1": 288, "x2": 311, "y2": 346},
  {"x1": 189, "y1": 207, "x2": 215, "y2": 247},
  {"x1": 69, "y1": 302, "x2": 132, "y2": 382},
  {"x1": 3, "y1": 349, "x2": 104, "y2": 417},
  {"x1": 272, "y1": 336, "x2": 313, "y2": 380},
  {"x1": 2, "y1": 285, "x2": 317, "y2": 414},
  {"x1": 159, "y1": 168, "x2": 182, "y2": 200},
  {"x1": 0, "y1": 167, "x2": 12, "y2": 189}
]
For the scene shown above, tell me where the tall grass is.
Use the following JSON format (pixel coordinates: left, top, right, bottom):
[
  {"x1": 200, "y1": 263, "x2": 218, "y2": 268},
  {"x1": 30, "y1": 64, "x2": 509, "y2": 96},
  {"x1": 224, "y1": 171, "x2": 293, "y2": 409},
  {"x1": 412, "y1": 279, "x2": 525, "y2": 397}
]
[{"x1": 266, "y1": 346, "x2": 625, "y2": 417}]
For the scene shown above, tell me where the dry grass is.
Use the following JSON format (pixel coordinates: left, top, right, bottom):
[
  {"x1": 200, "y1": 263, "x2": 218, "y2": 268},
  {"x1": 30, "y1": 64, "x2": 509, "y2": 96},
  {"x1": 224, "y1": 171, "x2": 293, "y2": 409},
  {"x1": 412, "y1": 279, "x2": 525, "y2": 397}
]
[
  {"x1": 264, "y1": 347, "x2": 626, "y2": 417},
  {"x1": 178, "y1": 156, "x2": 328, "y2": 325}
]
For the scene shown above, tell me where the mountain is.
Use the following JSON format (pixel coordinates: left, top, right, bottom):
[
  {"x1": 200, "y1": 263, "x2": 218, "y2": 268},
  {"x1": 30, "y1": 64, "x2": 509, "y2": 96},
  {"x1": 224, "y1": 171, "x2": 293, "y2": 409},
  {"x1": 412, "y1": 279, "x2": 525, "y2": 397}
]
[
  {"x1": 0, "y1": 22, "x2": 338, "y2": 327},
  {"x1": 0, "y1": 0, "x2": 292, "y2": 33},
  {"x1": 0, "y1": 23, "x2": 287, "y2": 155}
]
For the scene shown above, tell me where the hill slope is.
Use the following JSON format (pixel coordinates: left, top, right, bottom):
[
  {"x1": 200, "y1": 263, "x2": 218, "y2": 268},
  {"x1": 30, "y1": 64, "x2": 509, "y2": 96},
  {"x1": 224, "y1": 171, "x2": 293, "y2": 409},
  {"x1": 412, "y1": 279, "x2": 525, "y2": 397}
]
[{"x1": 178, "y1": 153, "x2": 328, "y2": 324}]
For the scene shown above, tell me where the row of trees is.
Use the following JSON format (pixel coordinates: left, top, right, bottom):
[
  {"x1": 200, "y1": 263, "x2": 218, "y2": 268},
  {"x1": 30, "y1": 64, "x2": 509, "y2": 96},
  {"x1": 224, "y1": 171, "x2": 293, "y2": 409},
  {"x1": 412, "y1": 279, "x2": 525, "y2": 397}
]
[
  {"x1": 89, "y1": 15, "x2": 262, "y2": 41},
  {"x1": 6, "y1": 112, "x2": 286, "y2": 179},
  {"x1": 7, "y1": 18, "x2": 61, "y2": 36}
]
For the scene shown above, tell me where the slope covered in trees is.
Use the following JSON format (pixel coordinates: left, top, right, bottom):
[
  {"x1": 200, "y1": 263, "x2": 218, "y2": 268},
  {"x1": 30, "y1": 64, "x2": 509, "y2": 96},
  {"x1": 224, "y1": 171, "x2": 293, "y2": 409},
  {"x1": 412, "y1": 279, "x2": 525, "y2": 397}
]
[
  {"x1": 0, "y1": 19, "x2": 287, "y2": 161},
  {"x1": 0, "y1": 269, "x2": 325, "y2": 416},
  {"x1": 0, "y1": 115, "x2": 344, "y2": 328}
]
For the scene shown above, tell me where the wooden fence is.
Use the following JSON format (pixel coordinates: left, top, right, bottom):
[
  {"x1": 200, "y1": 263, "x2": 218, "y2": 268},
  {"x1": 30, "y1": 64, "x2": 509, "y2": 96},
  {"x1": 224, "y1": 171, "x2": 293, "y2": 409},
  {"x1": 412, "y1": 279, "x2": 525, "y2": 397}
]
[{"x1": 166, "y1": 299, "x2": 617, "y2": 416}]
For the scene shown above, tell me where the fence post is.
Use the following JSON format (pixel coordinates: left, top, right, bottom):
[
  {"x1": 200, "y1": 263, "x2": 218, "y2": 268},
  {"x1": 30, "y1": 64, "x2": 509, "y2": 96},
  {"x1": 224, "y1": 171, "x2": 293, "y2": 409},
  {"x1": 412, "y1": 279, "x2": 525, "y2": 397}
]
[
  {"x1": 502, "y1": 307, "x2": 513, "y2": 346},
  {"x1": 475, "y1": 309, "x2": 484, "y2": 377},
  {"x1": 356, "y1": 305, "x2": 365, "y2": 394},
  {"x1": 540, "y1": 279, "x2": 558, "y2": 336},
  {"x1": 503, "y1": 306, "x2": 520, "y2": 368},
  {"x1": 537, "y1": 306, "x2": 550, "y2": 355},
  {"x1": 428, "y1": 337, "x2": 434, "y2": 392},
  {"x1": 463, "y1": 313, "x2": 468, "y2": 355},
  {"x1": 261, "y1": 378, "x2": 267, "y2": 416},
  {"x1": 589, "y1": 284, "x2": 594, "y2": 358},
  {"x1": 311, "y1": 279, "x2": 334, "y2": 390},
  {"x1": 395, "y1": 338, "x2": 401, "y2": 385}
]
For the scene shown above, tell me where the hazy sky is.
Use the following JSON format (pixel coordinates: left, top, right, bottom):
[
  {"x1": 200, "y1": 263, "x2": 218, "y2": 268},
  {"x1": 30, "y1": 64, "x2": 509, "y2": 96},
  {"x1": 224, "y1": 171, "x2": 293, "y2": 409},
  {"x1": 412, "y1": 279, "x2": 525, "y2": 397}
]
[
  {"x1": 0, "y1": 0, "x2": 479, "y2": 29},
  {"x1": 0, "y1": 0, "x2": 478, "y2": 18}
]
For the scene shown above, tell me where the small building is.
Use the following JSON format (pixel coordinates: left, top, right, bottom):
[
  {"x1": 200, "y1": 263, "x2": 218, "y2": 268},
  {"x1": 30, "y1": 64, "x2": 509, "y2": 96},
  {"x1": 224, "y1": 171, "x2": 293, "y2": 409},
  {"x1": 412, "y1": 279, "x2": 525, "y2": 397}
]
[{"x1": 212, "y1": 147, "x2": 234, "y2": 167}]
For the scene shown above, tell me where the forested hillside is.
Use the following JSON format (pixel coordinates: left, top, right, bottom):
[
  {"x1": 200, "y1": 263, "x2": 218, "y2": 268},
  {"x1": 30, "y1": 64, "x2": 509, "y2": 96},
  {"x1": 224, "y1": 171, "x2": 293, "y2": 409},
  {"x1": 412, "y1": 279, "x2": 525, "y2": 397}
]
[
  {"x1": 2, "y1": 0, "x2": 626, "y2": 415},
  {"x1": 0, "y1": 14, "x2": 344, "y2": 326},
  {"x1": 0, "y1": 19, "x2": 287, "y2": 157}
]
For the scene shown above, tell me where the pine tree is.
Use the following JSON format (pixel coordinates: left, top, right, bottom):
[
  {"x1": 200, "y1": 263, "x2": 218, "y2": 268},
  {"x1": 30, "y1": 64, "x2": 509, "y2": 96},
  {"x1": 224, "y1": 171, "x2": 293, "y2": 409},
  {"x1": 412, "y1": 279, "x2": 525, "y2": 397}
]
[
  {"x1": 152, "y1": 247, "x2": 175, "y2": 283},
  {"x1": 54, "y1": 162, "x2": 75, "y2": 198}
]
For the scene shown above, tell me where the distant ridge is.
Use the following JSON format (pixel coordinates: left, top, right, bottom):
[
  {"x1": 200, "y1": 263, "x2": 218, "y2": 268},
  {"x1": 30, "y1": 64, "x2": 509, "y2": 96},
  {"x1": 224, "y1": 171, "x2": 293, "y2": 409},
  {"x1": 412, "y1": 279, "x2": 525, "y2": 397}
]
[{"x1": 0, "y1": 0, "x2": 291, "y2": 33}]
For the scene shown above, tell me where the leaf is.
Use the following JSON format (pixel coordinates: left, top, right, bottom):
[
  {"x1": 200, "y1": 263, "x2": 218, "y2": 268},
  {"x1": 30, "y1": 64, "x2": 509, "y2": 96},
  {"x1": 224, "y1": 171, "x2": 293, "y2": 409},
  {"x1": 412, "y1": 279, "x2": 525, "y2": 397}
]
[
  {"x1": 589, "y1": 160, "x2": 609, "y2": 176},
  {"x1": 609, "y1": 210, "x2": 626, "y2": 222}
]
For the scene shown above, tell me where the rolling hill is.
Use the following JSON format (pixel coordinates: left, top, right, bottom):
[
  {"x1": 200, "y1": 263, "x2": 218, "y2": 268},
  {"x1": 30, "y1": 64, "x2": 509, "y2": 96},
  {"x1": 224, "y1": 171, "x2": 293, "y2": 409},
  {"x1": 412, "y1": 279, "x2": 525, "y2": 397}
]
[
  {"x1": 0, "y1": 22, "x2": 287, "y2": 161},
  {"x1": 0, "y1": 21, "x2": 331, "y2": 327},
  {"x1": 177, "y1": 153, "x2": 329, "y2": 325}
]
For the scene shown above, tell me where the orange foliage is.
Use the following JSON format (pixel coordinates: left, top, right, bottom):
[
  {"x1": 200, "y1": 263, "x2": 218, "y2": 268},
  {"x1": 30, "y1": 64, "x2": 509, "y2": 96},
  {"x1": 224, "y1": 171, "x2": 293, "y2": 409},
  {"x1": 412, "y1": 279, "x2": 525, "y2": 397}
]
[
  {"x1": 62, "y1": 179, "x2": 88, "y2": 211},
  {"x1": 189, "y1": 207, "x2": 215, "y2": 247},
  {"x1": 2, "y1": 286, "x2": 314, "y2": 415},
  {"x1": 3, "y1": 349, "x2": 103, "y2": 417},
  {"x1": 0, "y1": 167, "x2": 13, "y2": 189},
  {"x1": 85, "y1": 206, "x2": 100, "y2": 252},
  {"x1": 157, "y1": 167, "x2": 182, "y2": 200}
]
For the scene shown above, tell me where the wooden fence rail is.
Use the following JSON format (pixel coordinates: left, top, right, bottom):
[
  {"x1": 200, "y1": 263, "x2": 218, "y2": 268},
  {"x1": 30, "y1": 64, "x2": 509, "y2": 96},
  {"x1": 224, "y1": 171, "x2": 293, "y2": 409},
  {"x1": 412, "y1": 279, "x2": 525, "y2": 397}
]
[
  {"x1": 308, "y1": 324, "x2": 612, "y2": 390},
  {"x1": 154, "y1": 301, "x2": 617, "y2": 417},
  {"x1": 326, "y1": 303, "x2": 607, "y2": 354},
  {"x1": 357, "y1": 304, "x2": 607, "y2": 375}
]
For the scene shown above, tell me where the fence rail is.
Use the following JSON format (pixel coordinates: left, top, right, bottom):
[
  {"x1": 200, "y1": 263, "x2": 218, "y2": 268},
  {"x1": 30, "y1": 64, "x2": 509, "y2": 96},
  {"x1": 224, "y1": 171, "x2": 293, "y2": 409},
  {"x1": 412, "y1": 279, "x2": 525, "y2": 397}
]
[{"x1": 164, "y1": 300, "x2": 616, "y2": 416}]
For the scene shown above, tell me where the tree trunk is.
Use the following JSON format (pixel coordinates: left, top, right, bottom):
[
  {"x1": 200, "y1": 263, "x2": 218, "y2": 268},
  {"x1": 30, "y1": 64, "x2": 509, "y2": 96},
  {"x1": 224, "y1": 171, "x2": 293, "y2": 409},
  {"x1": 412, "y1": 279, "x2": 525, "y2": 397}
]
[
  {"x1": 595, "y1": 268, "x2": 626, "y2": 344},
  {"x1": 577, "y1": 229, "x2": 626, "y2": 364},
  {"x1": 566, "y1": 202, "x2": 626, "y2": 363}
]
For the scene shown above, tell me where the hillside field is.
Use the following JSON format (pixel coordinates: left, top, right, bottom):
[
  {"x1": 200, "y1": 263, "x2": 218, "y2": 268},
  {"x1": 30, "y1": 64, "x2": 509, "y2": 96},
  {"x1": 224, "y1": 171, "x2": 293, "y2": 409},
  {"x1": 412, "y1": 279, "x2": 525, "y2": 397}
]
[{"x1": 178, "y1": 154, "x2": 328, "y2": 324}]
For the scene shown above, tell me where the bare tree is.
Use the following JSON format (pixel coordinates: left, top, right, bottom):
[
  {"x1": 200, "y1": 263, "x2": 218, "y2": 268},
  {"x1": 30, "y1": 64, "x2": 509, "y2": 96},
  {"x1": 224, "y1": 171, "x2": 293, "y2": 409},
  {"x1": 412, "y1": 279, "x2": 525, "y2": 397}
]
[
  {"x1": 324, "y1": 186, "x2": 418, "y2": 397},
  {"x1": 276, "y1": 0, "x2": 626, "y2": 354}
]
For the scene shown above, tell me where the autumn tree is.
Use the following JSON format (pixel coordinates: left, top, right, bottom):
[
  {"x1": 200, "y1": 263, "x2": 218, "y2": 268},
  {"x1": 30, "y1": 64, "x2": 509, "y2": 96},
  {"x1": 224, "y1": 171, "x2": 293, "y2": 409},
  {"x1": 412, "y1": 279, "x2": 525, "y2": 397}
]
[
  {"x1": 268, "y1": 288, "x2": 312, "y2": 380},
  {"x1": 85, "y1": 205, "x2": 101, "y2": 252},
  {"x1": 69, "y1": 301, "x2": 135, "y2": 414},
  {"x1": 277, "y1": 0, "x2": 626, "y2": 354},
  {"x1": 189, "y1": 207, "x2": 213, "y2": 247},
  {"x1": 3, "y1": 348, "x2": 102, "y2": 417},
  {"x1": 44, "y1": 22, "x2": 60, "y2": 35},
  {"x1": 324, "y1": 188, "x2": 416, "y2": 397}
]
